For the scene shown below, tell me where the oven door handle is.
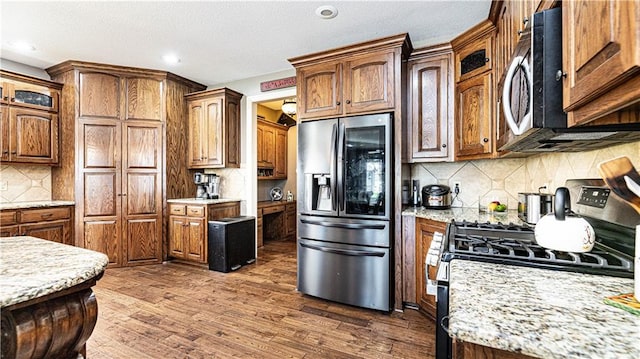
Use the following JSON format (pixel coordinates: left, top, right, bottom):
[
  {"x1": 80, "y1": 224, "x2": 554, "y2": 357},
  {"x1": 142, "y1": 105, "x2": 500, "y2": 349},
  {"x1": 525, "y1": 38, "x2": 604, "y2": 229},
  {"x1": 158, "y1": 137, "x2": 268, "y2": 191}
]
[
  {"x1": 440, "y1": 315, "x2": 451, "y2": 336},
  {"x1": 502, "y1": 55, "x2": 532, "y2": 136},
  {"x1": 300, "y1": 242, "x2": 386, "y2": 257}
]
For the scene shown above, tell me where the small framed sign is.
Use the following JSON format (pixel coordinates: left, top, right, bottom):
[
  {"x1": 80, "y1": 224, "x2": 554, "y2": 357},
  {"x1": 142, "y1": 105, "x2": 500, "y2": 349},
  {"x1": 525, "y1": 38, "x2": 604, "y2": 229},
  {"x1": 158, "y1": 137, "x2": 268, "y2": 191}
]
[{"x1": 260, "y1": 76, "x2": 296, "y2": 92}]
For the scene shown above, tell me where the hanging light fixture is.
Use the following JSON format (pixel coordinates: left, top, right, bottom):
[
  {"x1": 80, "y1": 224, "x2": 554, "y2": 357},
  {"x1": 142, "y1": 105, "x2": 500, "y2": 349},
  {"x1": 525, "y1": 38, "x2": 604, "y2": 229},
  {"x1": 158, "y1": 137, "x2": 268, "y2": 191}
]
[{"x1": 281, "y1": 99, "x2": 297, "y2": 116}]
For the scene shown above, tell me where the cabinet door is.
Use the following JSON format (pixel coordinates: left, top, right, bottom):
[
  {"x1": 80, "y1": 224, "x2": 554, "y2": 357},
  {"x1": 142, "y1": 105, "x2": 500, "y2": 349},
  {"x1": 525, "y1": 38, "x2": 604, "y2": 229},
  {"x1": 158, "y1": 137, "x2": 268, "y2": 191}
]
[
  {"x1": 263, "y1": 125, "x2": 276, "y2": 167},
  {"x1": 188, "y1": 98, "x2": 224, "y2": 168},
  {"x1": 563, "y1": 0, "x2": 639, "y2": 126},
  {"x1": 124, "y1": 77, "x2": 162, "y2": 121},
  {"x1": 186, "y1": 217, "x2": 206, "y2": 263},
  {"x1": 256, "y1": 124, "x2": 265, "y2": 166},
  {"x1": 169, "y1": 216, "x2": 186, "y2": 258},
  {"x1": 225, "y1": 93, "x2": 241, "y2": 168},
  {"x1": 274, "y1": 128, "x2": 287, "y2": 178},
  {"x1": 187, "y1": 100, "x2": 207, "y2": 167},
  {"x1": 456, "y1": 36, "x2": 493, "y2": 83},
  {"x1": 409, "y1": 55, "x2": 452, "y2": 161},
  {"x1": 122, "y1": 122, "x2": 162, "y2": 265},
  {"x1": 0, "y1": 105, "x2": 8, "y2": 162},
  {"x1": 80, "y1": 119, "x2": 122, "y2": 267},
  {"x1": 20, "y1": 219, "x2": 72, "y2": 245},
  {"x1": 9, "y1": 107, "x2": 58, "y2": 164},
  {"x1": 285, "y1": 203, "x2": 296, "y2": 237},
  {"x1": 416, "y1": 219, "x2": 446, "y2": 319},
  {"x1": 6, "y1": 80, "x2": 59, "y2": 113},
  {"x1": 344, "y1": 51, "x2": 395, "y2": 114},
  {"x1": 297, "y1": 62, "x2": 342, "y2": 119},
  {"x1": 455, "y1": 72, "x2": 493, "y2": 159}
]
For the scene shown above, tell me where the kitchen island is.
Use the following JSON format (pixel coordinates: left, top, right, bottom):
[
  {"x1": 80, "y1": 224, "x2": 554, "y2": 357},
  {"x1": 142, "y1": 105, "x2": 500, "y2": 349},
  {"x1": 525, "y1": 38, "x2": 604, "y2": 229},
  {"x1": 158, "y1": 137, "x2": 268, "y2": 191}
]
[
  {"x1": 448, "y1": 260, "x2": 638, "y2": 359},
  {"x1": 0, "y1": 236, "x2": 109, "y2": 359}
]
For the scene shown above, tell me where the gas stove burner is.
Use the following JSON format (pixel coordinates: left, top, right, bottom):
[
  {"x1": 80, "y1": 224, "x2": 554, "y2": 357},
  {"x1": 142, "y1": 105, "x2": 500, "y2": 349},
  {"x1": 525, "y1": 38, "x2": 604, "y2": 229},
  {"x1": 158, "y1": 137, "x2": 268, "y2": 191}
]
[{"x1": 444, "y1": 220, "x2": 634, "y2": 278}]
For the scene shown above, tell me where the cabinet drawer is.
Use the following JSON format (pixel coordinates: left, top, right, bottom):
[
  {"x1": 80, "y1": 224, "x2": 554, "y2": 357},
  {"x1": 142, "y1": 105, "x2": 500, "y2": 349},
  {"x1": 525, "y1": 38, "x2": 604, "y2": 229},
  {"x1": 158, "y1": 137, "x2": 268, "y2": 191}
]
[
  {"x1": 262, "y1": 204, "x2": 285, "y2": 215},
  {"x1": 186, "y1": 205, "x2": 205, "y2": 217},
  {"x1": 1, "y1": 211, "x2": 18, "y2": 226},
  {"x1": 169, "y1": 204, "x2": 186, "y2": 215},
  {"x1": 20, "y1": 207, "x2": 70, "y2": 223}
]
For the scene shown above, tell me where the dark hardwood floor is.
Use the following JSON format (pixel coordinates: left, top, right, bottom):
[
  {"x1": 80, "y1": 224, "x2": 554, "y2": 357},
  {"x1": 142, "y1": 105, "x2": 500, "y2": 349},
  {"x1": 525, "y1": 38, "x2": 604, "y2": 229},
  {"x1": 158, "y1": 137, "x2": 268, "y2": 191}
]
[{"x1": 88, "y1": 240, "x2": 435, "y2": 358}]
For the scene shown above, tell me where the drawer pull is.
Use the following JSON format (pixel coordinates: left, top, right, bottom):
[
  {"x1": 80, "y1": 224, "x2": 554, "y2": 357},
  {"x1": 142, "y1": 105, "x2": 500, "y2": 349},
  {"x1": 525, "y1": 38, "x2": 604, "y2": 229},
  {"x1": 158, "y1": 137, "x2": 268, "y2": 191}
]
[{"x1": 41, "y1": 213, "x2": 53, "y2": 219}]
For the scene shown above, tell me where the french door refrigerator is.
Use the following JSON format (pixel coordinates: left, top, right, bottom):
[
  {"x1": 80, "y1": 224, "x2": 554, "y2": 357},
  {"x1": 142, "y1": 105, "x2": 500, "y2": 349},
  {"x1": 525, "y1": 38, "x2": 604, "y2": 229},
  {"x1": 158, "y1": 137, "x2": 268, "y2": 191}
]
[{"x1": 297, "y1": 113, "x2": 392, "y2": 311}]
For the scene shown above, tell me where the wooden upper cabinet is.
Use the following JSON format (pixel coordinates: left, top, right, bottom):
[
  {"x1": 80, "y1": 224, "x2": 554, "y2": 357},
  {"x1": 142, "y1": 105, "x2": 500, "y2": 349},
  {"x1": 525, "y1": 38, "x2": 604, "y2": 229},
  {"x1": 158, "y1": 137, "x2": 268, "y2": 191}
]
[
  {"x1": 79, "y1": 72, "x2": 121, "y2": 118},
  {"x1": 452, "y1": 20, "x2": 495, "y2": 161},
  {"x1": 343, "y1": 51, "x2": 395, "y2": 114},
  {"x1": 9, "y1": 108, "x2": 58, "y2": 164},
  {"x1": 455, "y1": 35, "x2": 492, "y2": 83},
  {"x1": 125, "y1": 77, "x2": 162, "y2": 121},
  {"x1": 406, "y1": 47, "x2": 454, "y2": 162},
  {"x1": 455, "y1": 72, "x2": 493, "y2": 159},
  {"x1": 290, "y1": 33, "x2": 411, "y2": 120},
  {"x1": 0, "y1": 70, "x2": 61, "y2": 165},
  {"x1": 186, "y1": 88, "x2": 243, "y2": 169},
  {"x1": 296, "y1": 62, "x2": 342, "y2": 119},
  {"x1": 562, "y1": 0, "x2": 640, "y2": 126},
  {"x1": 257, "y1": 119, "x2": 288, "y2": 180}
]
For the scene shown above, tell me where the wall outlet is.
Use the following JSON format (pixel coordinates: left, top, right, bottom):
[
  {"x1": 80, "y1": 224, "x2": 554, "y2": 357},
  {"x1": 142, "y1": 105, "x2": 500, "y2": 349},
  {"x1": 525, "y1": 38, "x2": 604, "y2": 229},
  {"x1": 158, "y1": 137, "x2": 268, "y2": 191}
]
[
  {"x1": 453, "y1": 181, "x2": 461, "y2": 194},
  {"x1": 0, "y1": 181, "x2": 7, "y2": 191}
]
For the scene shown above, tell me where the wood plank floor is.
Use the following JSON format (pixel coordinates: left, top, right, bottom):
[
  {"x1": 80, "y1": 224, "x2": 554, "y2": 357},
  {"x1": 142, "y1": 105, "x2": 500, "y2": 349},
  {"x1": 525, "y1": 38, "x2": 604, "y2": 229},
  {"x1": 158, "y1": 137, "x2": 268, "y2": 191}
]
[{"x1": 87, "y1": 240, "x2": 435, "y2": 358}]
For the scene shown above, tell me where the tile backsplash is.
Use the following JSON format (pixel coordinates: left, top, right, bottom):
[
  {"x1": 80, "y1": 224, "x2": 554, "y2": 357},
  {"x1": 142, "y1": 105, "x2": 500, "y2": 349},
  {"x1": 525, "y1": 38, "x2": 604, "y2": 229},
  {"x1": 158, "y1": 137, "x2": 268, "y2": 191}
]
[
  {"x1": 410, "y1": 141, "x2": 640, "y2": 210},
  {"x1": 0, "y1": 165, "x2": 52, "y2": 203}
]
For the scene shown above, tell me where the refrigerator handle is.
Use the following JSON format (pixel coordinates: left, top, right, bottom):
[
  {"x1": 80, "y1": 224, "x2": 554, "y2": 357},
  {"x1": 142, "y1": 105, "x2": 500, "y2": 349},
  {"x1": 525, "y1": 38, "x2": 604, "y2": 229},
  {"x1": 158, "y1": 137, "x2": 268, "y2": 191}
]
[
  {"x1": 337, "y1": 122, "x2": 345, "y2": 212},
  {"x1": 330, "y1": 123, "x2": 338, "y2": 211}
]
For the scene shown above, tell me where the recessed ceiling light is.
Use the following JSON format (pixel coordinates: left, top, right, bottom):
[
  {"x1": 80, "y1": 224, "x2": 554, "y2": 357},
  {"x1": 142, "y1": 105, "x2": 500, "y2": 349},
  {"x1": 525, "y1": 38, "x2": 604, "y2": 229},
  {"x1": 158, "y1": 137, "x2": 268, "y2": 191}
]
[
  {"x1": 316, "y1": 5, "x2": 338, "y2": 19},
  {"x1": 8, "y1": 41, "x2": 36, "y2": 52},
  {"x1": 162, "y1": 54, "x2": 181, "y2": 65}
]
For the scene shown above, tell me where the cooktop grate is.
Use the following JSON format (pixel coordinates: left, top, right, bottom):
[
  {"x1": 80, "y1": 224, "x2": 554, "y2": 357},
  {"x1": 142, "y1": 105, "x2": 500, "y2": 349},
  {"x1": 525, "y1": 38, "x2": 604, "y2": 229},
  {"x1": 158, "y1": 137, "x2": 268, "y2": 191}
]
[{"x1": 444, "y1": 221, "x2": 634, "y2": 278}]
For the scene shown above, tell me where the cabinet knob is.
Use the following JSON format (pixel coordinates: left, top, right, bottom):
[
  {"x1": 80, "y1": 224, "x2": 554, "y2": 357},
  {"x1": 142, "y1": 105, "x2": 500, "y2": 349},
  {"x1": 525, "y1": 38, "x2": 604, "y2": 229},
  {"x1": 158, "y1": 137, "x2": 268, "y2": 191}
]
[
  {"x1": 336, "y1": 101, "x2": 341, "y2": 106},
  {"x1": 555, "y1": 70, "x2": 567, "y2": 81},
  {"x1": 485, "y1": 58, "x2": 490, "y2": 63},
  {"x1": 2, "y1": 151, "x2": 8, "y2": 155},
  {"x1": 41, "y1": 213, "x2": 53, "y2": 218},
  {"x1": 345, "y1": 100, "x2": 351, "y2": 104},
  {"x1": 483, "y1": 138, "x2": 489, "y2": 143},
  {"x1": 122, "y1": 193, "x2": 127, "y2": 196},
  {"x1": 523, "y1": 17, "x2": 529, "y2": 25},
  {"x1": 442, "y1": 144, "x2": 447, "y2": 148},
  {"x1": 10, "y1": 151, "x2": 16, "y2": 155},
  {"x1": 2, "y1": 96, "x2": 7, "y2": 101},
  {"x1": 10, "y1": 97, "x2": 15, "y2": 102}
]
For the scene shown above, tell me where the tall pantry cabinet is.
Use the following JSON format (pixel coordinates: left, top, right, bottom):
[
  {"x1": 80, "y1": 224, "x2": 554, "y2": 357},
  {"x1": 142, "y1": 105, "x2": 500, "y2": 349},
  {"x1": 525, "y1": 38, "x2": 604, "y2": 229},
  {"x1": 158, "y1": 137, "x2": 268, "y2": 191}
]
[{"x1": 46, "y1": 61, "x2": 205, "y2": 267}]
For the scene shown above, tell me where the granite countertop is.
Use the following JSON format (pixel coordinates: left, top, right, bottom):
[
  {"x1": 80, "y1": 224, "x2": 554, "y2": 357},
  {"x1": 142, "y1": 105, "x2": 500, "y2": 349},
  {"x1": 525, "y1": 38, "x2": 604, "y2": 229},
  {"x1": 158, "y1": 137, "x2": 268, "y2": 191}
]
[
  {"x1": 0, "y1": 200, "x2": 75, "y2": 210},
  {"x1": 448, "y1": 260, "x2": 639, "y2": 359},
  {"x1": 257, "y1": 200, "x2": 295, "y2": 208},
  {"x1": 168, "y1": 198, "x2": 241, "y2": 205},
  {"x1": 402, "y1": 206, "x2": 524, "y2": 225},
  {"x1": 0, "y1": 236, "x2": 109, "y2": 308}
]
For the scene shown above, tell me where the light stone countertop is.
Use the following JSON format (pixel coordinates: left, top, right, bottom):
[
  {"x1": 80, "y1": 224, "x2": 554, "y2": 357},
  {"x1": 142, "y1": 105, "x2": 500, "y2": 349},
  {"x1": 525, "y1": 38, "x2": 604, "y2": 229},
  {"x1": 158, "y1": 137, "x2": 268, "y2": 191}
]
[
  {"x1": 448, "y1": 260, "x2": 639, "y2": 359},
  {"x1": 402, "y1": 206, "x2": 524, "y2": 225},
  {"x1": 167, "y1": 198, "x2": 241, "y2": 205},
  {"x1": 0, "y1": 236, "x2": 109, "y2": 308},
  {"x1": 0, "y1": 200, "x2": 75, "y2": 210}
]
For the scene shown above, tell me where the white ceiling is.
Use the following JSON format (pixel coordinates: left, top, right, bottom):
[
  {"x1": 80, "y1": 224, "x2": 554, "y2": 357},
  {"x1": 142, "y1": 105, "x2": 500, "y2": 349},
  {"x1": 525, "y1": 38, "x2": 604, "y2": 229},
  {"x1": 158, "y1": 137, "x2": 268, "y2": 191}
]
[{"x1": 0, "y1": 1, "x2": 491, "y2": 87}]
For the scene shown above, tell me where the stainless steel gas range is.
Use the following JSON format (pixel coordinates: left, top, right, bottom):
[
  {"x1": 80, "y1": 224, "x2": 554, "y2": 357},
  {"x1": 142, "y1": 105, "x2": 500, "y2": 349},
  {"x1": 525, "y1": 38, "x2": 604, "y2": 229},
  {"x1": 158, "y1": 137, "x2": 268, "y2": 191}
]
[{"x1": 427, "y1": 179, "x2": 638, "y2": 359}]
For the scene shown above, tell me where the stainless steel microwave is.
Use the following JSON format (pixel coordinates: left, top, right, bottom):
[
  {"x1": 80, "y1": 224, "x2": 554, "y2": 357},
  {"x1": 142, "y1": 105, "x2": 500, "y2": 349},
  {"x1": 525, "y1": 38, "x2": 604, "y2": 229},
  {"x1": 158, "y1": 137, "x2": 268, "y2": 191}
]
[
  {"x1": 499, "y1": 7, "x2": 640, "y2": 152},
  {"x1": 500, "y1": 7, "x2": 565, "y2": 150}
]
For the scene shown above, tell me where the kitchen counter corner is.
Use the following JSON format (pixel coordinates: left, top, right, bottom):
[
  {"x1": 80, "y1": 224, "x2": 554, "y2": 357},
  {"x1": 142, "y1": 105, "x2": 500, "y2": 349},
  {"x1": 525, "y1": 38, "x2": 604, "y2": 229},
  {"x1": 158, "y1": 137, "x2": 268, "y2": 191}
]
[
  {"x1": 448, "y1": 260, "x2": 638, "y2": 359},
  {"x1": 0, "y1": 236, "x2": 109, "y2": 308},
  {"x1": 168, "y1": 198, "x2": 241, "y2": 205},
  {"x1": 0, "y1": 200, "x2": 75, "y2": 210}
]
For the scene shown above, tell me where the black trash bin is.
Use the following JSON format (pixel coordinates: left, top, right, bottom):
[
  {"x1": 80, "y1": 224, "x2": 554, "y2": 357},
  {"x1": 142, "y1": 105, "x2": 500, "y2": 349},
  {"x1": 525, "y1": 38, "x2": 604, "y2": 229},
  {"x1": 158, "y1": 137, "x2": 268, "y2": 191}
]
[{"x1": 207, "y1": 216, "x2": 256, "y2": 272}]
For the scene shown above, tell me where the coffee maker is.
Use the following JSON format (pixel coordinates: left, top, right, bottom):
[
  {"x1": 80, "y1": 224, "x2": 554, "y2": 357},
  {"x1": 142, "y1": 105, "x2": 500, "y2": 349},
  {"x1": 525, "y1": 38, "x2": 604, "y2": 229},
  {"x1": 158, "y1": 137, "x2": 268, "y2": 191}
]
[{"x1": 194, "y1": 173, "x2": 220, "y2": 199}]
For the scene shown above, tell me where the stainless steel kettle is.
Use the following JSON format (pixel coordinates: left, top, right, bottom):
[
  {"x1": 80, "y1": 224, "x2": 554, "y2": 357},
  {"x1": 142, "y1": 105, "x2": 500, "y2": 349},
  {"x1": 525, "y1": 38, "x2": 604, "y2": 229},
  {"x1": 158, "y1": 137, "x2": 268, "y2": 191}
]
[{"x1": 534, "y1": 187, "x2": 595, "y2": 252}]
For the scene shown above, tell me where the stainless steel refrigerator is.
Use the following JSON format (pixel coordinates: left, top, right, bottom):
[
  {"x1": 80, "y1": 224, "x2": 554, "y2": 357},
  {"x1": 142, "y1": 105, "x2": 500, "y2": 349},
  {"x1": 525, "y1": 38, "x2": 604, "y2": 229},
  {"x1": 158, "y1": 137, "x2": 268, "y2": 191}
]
[{"x1": 297, "y1": 113, "x2": 392, "y2": 311}]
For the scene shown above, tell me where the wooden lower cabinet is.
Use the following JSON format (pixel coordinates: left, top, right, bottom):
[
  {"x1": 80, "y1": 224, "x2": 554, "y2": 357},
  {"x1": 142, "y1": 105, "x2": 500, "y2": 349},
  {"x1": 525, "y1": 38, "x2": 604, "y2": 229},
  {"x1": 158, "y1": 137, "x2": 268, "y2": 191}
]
[
  {"x1": 415, "y1": 217, "x2": 447, "y2": 319},
  {"x1": 285, "y1": 202, "x2": 296, "y2": 238},
  {"x1": 168, "y1": 201, "x2": 240, "y2": 264},
  {"x1": 454, "y1": 341, "x2": 535, "y2": 359},
  {"x1": 0, "y1": 205, "x2": 73, "y2": 245}
]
